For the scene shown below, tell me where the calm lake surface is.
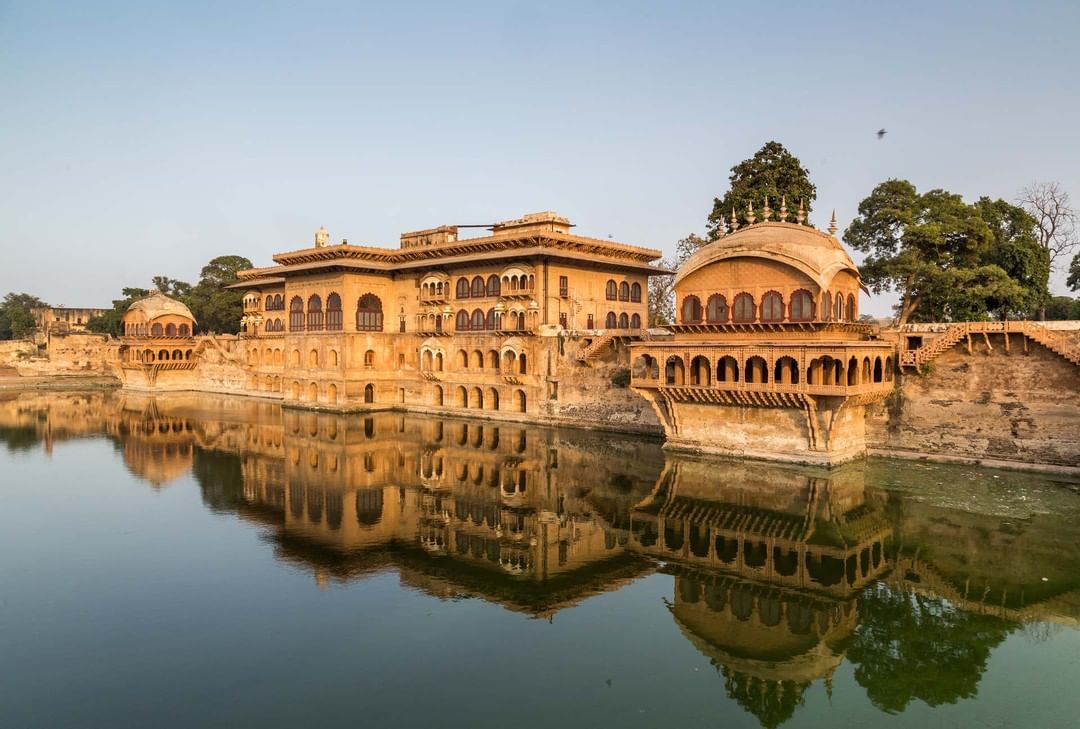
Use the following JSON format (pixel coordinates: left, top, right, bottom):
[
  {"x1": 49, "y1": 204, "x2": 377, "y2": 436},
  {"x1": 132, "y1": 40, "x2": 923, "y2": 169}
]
[{"x1": 2, "y1": 391, "x2": 1079, "y2": 729}]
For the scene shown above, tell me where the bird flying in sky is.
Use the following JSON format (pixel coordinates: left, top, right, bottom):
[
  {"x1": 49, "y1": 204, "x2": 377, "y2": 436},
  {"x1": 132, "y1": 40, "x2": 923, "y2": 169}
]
[{"x1": 877, "y1": 128, "x2": 887, "y2": 140}]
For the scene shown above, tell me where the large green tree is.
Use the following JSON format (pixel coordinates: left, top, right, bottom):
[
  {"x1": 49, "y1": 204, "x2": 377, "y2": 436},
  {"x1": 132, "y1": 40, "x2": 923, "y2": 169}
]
[
  {"x1": 845, "y1": 180, "x2": 1043, "y2": 325},
  {"x1": 1069, "y1": 252, "x2": 1080, "y2": 291},
  {"x1": 0, "y1": 293, "x2": 48, "y2": 340},
  {"x1": 707, "y1": 141, "x2": 816, "y2": 238},
  {"x1": 186, "y1": 255, "x2": 252, "y2": 334}
]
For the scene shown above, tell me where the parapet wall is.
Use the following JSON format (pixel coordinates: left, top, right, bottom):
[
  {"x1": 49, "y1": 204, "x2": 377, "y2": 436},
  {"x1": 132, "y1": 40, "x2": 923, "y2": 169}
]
[{"x1": 867, "y1": 333, "x2": 1080, "y2": 469}]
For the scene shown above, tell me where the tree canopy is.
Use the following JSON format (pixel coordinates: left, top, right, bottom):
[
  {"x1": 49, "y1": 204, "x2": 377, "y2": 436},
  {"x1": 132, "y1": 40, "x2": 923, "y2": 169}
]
[
  {"x1": 845, "y1": 180, "x2": 1046, "y2": 325},
  {"x1": 0, "y1": 293, "x2": 48, "y2": 340},
  {"x1": 707, "y1": 141, "x2": 816, "y2": 238},
  {"x1": 85, "y1": 255, "x2": 252, "y2": 336}
]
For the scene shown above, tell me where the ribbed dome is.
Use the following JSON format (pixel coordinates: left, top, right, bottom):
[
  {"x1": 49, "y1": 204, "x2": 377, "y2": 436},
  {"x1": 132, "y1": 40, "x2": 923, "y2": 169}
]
[
  {"x1": 675, "y1": 222, "x2": 860, "y2": 290},
  {"x1": 126, "y1": 290, "x2": 197, "y2": 323}
]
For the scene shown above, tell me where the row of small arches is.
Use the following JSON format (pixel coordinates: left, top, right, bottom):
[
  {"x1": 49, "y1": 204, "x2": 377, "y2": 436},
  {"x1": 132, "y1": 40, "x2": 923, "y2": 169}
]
[
  {"x1": 431, "y1": 385, "x2": 527, "y2": 413},
  {"x1": 125, "y1": 322, "x2": 192, "y2": 337},
  {"x1": 136, "y1": 348, "x2": 194, "y2": 362},
  {"x1": 420, "y1": 348, "x2": 527, "y2": 374},
  {"x1": 680, "y1": 290, "x2": 857, "y2": 325},
  {"x1": 446, "y1": 274, "x2": 534, "y2": 300},
  {"x1": 635, "y1": 353, "x2": 895, "y2": 386},
  {"x1": 287, "y1": 293, "x2": 383, "y2": 332},
  {"x1": 605, "y1": 280, "x2": 642, "y2": 302}
]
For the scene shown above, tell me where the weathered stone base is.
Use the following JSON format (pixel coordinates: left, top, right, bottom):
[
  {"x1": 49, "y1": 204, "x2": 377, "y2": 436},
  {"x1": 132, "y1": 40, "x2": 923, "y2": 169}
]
[
  {"x1": 639, "y1": 392, "x2": 871, "y2": 467},
  {"x1": 867, "y1": 335, "x2": 1080, "y2": 469}
]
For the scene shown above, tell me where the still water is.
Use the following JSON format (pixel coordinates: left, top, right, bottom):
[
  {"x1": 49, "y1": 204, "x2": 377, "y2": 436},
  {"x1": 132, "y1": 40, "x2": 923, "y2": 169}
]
[{"x1": 2, "y1": 391, "x2": 1079, "y2": 729}]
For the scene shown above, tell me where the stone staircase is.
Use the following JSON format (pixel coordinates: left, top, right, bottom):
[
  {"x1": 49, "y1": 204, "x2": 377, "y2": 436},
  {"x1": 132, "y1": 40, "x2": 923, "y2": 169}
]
[
  {"x1": 900, "y1": 321, "x2": 1080, "y2": 368},
  {"x1": 575, "y1": 332, "x2": 617, "y2": 365}
]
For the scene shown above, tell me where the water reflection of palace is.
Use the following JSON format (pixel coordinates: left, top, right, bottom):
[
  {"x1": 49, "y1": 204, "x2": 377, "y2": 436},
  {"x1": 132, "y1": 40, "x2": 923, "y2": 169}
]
[{"x1": 3, "y1": 391, "x2": 1080, "y2": 727}]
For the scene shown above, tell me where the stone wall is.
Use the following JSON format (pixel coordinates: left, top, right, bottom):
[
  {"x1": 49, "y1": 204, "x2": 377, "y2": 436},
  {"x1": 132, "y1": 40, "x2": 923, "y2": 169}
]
[{"x1": 867, "y1": 333, "x2": 1080, "y2": 468}]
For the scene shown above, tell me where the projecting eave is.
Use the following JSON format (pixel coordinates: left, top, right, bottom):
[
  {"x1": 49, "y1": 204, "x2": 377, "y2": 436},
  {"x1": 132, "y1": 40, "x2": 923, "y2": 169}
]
[
  {"x1": 270, "y1": 230, "x2": 663, "y2": 267},
  {"x1": 251, "y1": 246, "x2": 671, "y2": 278},
  {"x1": 225, "y1": 276, "x2": 286, "y2": 290}
]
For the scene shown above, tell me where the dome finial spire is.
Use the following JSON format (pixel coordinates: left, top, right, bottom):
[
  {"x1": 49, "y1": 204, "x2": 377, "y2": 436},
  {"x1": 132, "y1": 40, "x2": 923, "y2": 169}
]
[
  {"x1": 779, "y1": 196, "x2": 789, "y2": 222},
  {"x1": 730, "y1": 206, "x2": 740, "y2": 232},
  {"x1": 828, "y1": 209, "x2": 838, "y2": 235},
  {"x1": 762, "y1": 196, "x2": 771, "y2": 222},
  {"x1": 796, "y1": 198, "x2": 806, "y2": 225},
  {"x1": 717, "y1": 213, "x2": 727, "y2": 237},
  {"x1": 746, "y1": 201, "x2": 756, "y2": 226}
]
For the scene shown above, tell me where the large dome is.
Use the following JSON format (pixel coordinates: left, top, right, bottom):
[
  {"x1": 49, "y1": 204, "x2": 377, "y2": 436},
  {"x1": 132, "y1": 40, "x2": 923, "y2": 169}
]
[
  {"x1": 126, "y1": 290, "x2": 197, "y2": 323},
  {"x1": 675, "y1": 222, "x2": 860, "y2": 290}
]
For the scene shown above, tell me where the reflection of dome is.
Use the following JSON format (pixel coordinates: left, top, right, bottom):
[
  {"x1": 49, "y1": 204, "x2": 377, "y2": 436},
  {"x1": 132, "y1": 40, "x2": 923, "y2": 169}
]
[
  {"x1": 675, "y1": 221, "x2": 860, "y2": 290},
  {"x1": 122, "y1": 439, "x2": 193, "y2": 487},
  {"x1": 126, "y1": 290, "x2": 197, "y2": 323}
]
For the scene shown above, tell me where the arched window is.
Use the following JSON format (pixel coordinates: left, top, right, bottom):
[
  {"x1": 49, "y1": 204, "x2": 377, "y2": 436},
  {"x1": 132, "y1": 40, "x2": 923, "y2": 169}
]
[
  {"x1": 630, "y1": 313, "x2": 641, "y2": 328},
  {"x1": 618, "y1": 312, "x2": 629, "y2": 328},
  {"x1": 364, "y1": 384, "x2": 374, "y2": 403},
  {"x1": 760, "y1": 291, "x2": 784, "y2": 322},
  {"x1": 151, "y1": 323, "x2": 163, "y2": 336},
  {"x1": 307, "y1": 294, "x2": 323, "y2": 330},
  {"x1": 706, "y1": 295, "x2": 728, "y2": 324},
  {"x1": 456, "y1": 278, "x2": 470, "y2": 299},
  {"x1": 732, "y1": 293, "x2": 755, "y2": 323},
  {"x1": 619, "y1": 282, "x2": 630, "y2": 301},
  {"x1": 835, "y1": 295, "x2": 845, "y2": 321},
  {"x1": 605, "y1": 312, "x2": 617, "y2": 328},
  {"x1": 605, "y1": 280, "x2": 617, "y2": 300},
  {"x1": 178, "y1": 324, "x2": 190, "y2": 336},
  {"x1": 264, "y1": 295, "x2": 274, "y2": 310},
  {"x1": 486, "y1": 275, "x2": 500, "y2": 296},
  {"x1": 846, "y1": 294, "x2": 857, "y2": 321},
  {"x1": 289, "y1": 296, "x2": 304, "y2": 331},
  {"x1": 486, "y1": 308, "x2": 497, "y2": 330},
  {"x1": 326, "y1": 293, "x2": 343, "y2": 330},
  {"x1": 665, "y1": 355, "x2": 685, "y2": 385},
  {"x1": 822, "y1": 291, "x2": 832, "y2": 322},
  {"x1": 470, "y1": 276, "x2": 484, "y2": 298},
  {"x1": 356, "y1": 294, "x2": 383, "y2": 331},
  {"x1": 681, "y1": 295, "x2": 702, "y2": 324},
  {"x1": 165, "y1": 323, "x2": 177, "y2": 336},
  {"x1": 455, "y1": 310, "x2": 469, "y2": 331},
  {"x1": 364, "y1": 349, "x2": 375, "y2": 367},
  {"x1": 630, "y1": 282, "x2": 642, "y2": 302},
  {"x1": 789, "y1": 290, "x2": 813, "y2": 322},
  {"x1": 471, "y1": 308, "x2": 485, "y2": 330}
]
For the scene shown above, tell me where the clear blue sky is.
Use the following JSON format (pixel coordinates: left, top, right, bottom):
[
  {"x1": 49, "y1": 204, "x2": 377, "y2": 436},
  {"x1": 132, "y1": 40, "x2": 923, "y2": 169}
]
[{"x1": 2, "y1": 0, "x2": 1078, "y2": 316}]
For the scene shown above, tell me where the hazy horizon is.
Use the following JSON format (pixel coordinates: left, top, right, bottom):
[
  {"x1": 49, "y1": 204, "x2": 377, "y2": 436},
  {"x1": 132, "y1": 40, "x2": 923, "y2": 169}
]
[{"x1": 2, "y1": 0, "x2": 1078, "y2": 316}]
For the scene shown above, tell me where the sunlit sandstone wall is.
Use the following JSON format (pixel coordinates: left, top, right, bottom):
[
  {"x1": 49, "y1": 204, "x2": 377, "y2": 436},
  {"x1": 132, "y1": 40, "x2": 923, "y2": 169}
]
[
  {"x1": 867, "y1": 335, "x2": 1080, "y2": 468},
  {"x1": 2, "y1": 333, "x2": 117, "y2": 379}
]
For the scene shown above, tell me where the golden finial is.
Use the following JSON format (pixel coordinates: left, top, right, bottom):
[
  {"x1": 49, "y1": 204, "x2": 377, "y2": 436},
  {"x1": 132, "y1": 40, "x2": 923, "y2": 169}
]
[
  {"x1": 828, "y1": 209, "x2": 838, "y2": 235},
  {"x1": 746, "y1": 201, "x2": 756, "y2": 225},
  {"x1": 796, "y1": 198, "x2": 806, "y2": 225},
  {"x1": 779, "y1": 196, "x2": 789, "y2": 222},
  {"x1": 762, "y1": 196, "x2": 771, "y2": 222},
  {"x1": 730, "y1": 206, "x2": 739, "y2": 232},
  {"x1": 717, "y1": 213, "x2": 727, "y2": 237}
]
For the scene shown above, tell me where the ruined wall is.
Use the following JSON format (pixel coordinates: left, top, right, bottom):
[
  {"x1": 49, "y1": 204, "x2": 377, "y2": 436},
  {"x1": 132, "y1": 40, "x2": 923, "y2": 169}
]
[
  {"x1": 867, "y1": 334, "x2": 1080, "y2": 468},
  {"x1": 549, "y1": 338, "x2": 662, "y2": 435}
]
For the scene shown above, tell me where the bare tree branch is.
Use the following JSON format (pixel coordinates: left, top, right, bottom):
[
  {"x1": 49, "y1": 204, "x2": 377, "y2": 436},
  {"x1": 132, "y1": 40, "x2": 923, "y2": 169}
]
[{"x1": 1018, "y1": 181, "x2": 1079, "y2": 270}]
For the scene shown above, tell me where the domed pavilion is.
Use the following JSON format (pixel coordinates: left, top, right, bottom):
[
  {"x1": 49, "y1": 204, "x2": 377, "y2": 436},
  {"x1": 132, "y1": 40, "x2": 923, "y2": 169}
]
[
  {"x1": 117, "y1": 291, "x2": 199, "y2": 385},
  {"x1": 630, "y1": 206, "x2": 895, "y2": 465}
]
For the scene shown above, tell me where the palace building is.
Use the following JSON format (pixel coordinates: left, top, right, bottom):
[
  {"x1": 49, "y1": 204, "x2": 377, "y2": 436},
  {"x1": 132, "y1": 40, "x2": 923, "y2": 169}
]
[
  {"x1": 230, "y1": 211, "x2": 667, "y2": 417},
  {"x1": 630, "y1": 205, "x2": 896, "y2": 465}
]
